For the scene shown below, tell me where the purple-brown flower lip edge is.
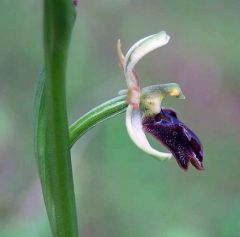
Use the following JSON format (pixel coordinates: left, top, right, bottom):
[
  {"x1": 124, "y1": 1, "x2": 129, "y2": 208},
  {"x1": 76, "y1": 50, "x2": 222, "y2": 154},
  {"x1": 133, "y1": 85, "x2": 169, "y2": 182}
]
[{"x1": 142, "y1": 108, "x2": 204, "y2": 171}]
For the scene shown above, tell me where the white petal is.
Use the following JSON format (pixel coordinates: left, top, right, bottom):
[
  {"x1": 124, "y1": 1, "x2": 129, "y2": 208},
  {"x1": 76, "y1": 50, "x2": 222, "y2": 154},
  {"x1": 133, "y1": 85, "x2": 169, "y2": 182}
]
[
  {"x1": 126, "y1": 105, "x2": 172, "y2": 161},
  {"x1": 124, "y1": 31, "x2": 170, "y2": 88}
]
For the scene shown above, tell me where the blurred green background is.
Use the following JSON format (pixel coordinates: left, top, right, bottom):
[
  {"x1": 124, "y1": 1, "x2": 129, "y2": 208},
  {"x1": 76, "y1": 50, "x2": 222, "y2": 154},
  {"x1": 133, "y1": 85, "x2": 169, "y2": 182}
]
[{"x1": 1, "y1": 0, "x2": 240, "y2": 236}]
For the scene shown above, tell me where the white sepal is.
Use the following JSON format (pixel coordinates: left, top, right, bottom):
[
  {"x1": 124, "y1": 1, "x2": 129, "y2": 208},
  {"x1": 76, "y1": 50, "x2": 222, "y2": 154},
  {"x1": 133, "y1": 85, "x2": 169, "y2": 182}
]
[
  {"x1": 126, "y1": 105, "x2": 172, "y2": 161},
  {"x1": 124, "y1": 31, "x2": 170, "y2": 89}
]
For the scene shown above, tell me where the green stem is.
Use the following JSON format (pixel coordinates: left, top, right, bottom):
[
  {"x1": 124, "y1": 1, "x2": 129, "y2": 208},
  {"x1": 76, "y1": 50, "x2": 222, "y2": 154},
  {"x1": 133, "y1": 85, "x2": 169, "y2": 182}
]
[
  {"x1": 36, "y1": 0, "x2": 78, "y2": 236},
  {"x1": 69, "y1": 95, "x2": 128, "y2": 147}
]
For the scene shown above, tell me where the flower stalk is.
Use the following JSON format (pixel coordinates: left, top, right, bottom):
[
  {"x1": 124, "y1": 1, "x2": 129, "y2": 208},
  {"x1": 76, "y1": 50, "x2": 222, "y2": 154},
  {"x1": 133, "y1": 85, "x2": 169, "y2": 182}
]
[
  {"x1": 69, "y1": 95, "x2": 127, "y2": 147},
  {"x1": 35, "y1": 0, "x2": 79, "y2": 237}
]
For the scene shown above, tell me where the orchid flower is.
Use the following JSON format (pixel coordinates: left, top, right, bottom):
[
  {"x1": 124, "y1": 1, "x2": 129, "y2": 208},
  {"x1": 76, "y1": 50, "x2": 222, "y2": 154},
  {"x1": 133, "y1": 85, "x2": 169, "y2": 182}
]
[{"x1": 117, "y1": 31, "x2": 204, "y2": 170}]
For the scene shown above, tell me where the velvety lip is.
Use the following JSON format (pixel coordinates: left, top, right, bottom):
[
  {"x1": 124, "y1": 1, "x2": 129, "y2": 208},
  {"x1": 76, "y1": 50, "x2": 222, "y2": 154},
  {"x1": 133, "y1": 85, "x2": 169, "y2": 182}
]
[{"x1": 142, "y1": 108, "x2": 204, "y2": 170}]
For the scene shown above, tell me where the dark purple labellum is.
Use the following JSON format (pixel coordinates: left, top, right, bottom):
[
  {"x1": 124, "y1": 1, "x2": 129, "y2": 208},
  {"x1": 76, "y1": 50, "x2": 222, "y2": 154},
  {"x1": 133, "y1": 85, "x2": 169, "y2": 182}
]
[{"x1": 142, "y1": 108, "x2": 204, "y2": 170}]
